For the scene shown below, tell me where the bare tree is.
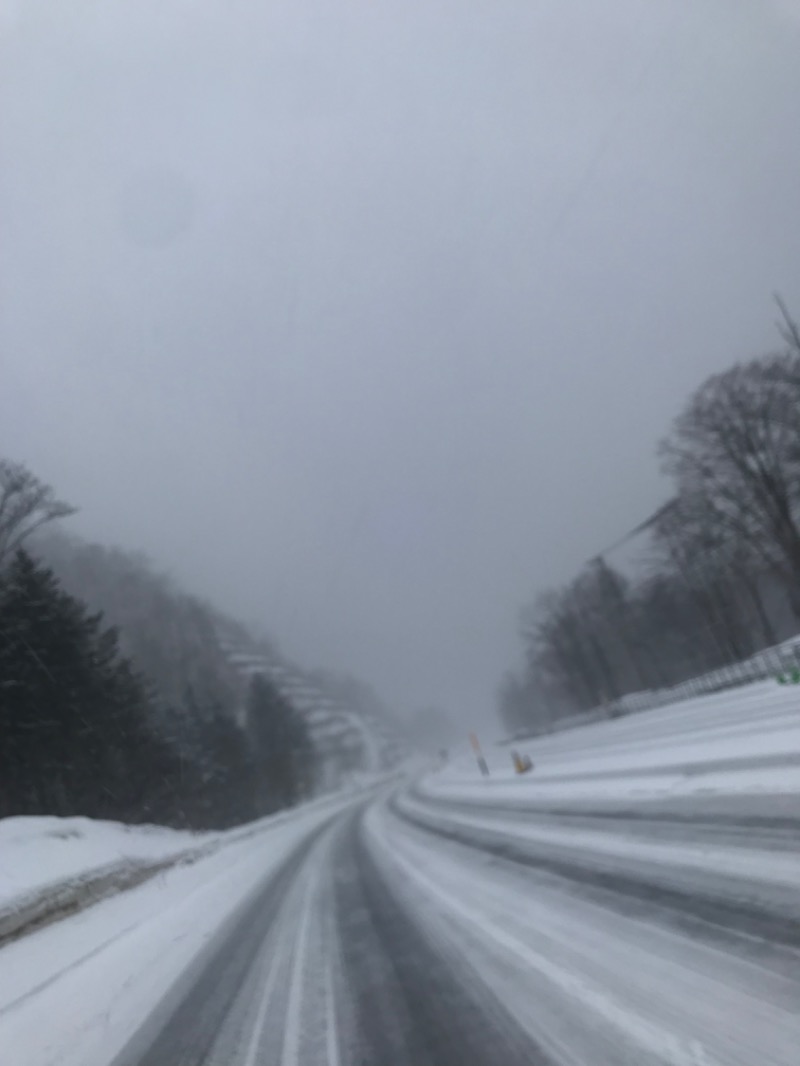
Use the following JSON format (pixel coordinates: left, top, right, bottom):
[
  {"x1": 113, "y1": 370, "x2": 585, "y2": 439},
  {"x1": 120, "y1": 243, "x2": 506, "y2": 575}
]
[
  {"x1": 0, "y1": 460, "x2": 76, "y2": 568},
  {"x1": 775, "y1": 294, "x2": 800, "y2": 356},
  {"x1": 508, "y1": 310, "x2": 800, "y2": 719},
  {"x1": 659, "y1": 352, "x2": 800, "y2": 613},
  {"x1": 628, "y1": 574, "x2": 707, "y2": 687},
  {"x1": 497, "y1": 669, "x2": 553, "y2": 737},
  {"x1": 521, "y1": 593, "x2": 587, "y2": 710},
  {"x1": 651, "y1": 492, "x2": 774, "y2": 661},
  {"x1": 522, "y1": 580, "x2": 619, "y2": 711}
]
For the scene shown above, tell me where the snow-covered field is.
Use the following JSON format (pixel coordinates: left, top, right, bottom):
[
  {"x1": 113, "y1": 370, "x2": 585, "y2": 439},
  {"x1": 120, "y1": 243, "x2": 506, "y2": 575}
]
[{"x1": 2, "y1": 682, "x2": 798, "y2": 1066}]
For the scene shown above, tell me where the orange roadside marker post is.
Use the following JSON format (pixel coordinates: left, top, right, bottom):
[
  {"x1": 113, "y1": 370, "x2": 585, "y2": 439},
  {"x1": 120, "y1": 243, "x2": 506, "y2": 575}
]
[{"x1": 469, "y1": 732, "x2": 490, "y2": 776}]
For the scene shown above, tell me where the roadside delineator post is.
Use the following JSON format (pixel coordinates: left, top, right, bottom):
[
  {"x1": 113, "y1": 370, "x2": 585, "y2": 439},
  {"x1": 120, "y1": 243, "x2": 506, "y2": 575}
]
[
  {"x1": 469, "y1": 732, "x2": 489, "y2": 776},
  {"x1": 511, "y1": 750, "x2": 533, "y2": 774}
]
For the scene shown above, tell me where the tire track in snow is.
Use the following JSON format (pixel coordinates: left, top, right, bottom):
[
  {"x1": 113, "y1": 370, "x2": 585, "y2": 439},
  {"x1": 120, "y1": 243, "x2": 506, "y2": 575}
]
[
  {"x1": 392, "y1": 793, "x2": 800, "y2": 951},
  {"x1": 366, "y1": 799, "x2": 800, "y2": 1066}
]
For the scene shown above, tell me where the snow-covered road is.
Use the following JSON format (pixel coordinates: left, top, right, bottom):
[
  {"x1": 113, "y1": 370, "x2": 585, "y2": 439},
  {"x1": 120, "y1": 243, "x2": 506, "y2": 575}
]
[{"x1": 2, "y1": 682, "x2": 799, "y2": 1065}]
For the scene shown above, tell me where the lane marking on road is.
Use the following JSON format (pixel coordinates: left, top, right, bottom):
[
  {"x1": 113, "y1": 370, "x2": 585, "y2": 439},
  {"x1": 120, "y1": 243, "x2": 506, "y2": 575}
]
[
  {"x1": 324, "y1": 960, "x2": 341, "y2": 1066},
  {"x1": 241, "y1": 922, "x2": 291, "y2": 1066},
  {"x1": 281, "y1": 838, "x2": 330, "y2": 1066},
  {"x1": 240, "y1": 861, "x2": 315, "y2": 1066}
]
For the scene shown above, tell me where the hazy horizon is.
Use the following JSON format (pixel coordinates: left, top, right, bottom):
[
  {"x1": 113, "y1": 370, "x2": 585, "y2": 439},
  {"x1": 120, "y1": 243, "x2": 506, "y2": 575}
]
[{"x1": 3, "y1": 0, "x2": 800, "y2": 724}]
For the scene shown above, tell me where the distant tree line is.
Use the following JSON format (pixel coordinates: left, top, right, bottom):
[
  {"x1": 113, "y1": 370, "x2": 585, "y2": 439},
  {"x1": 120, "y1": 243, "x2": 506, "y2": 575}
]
[
  {"x1": 500, "y1": 303, "x2": 800, "y2": 736},
  {"x1": 0, "y1": 460, "x2": 315, "y2": 828}
]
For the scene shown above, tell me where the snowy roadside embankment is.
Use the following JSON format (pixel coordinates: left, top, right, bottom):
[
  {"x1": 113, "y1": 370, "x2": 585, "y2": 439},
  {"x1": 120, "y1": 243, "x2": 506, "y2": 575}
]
[
  {"x1": 0, "y1": 817, "x2": 221, "y2": 946},
  {"x1": 395, "y1": 682, "x2": 800, "y2": 1034},
  {"x1": 403, "y1": 680, "x2": 800, "y2": 958},
  {"x1": 0, "y1": 790, "x2": 367, "y2": 1066},
  {"x1": 0, "y1": 780, "x2": 385, "y2": 947},
  {"x1": 423, "y1": 681, "x2": 800, "y2": 809}
]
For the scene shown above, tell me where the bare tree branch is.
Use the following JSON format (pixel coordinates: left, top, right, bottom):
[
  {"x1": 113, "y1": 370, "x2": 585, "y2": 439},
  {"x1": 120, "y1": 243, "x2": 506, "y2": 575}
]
[
  {"x1": 775, "y1": 293, "x2": 800, "y2": 354},
  {"x1": 0, "y1": 460, "x2": 76, "y2": 567}
]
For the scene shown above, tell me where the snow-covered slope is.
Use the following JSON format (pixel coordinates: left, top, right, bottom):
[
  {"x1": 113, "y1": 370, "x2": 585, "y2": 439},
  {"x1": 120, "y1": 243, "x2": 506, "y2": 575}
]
[
  {"x1": 424, "y1": 680, "x2": 800, "y2": 806},
  {"x1": 0, "y1": 817, "x2": 217, "y2": 943},
  {"x1": 219, "y1": 630, "x2": 405, "y2": 781}
]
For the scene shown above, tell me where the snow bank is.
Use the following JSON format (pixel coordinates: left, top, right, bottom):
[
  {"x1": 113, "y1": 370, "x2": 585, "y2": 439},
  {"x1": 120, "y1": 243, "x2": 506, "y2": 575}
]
[
  {"x1": 0, "y1": 817, "x2": 211, "y2": 904},
  {"x1": 426, "y1": 681, "x2": 800, "y2": 806},
  {"x1": 0, "y1": 779, "x2": 388, "y2": 945},
  {"x1": 0, "y1": 817, "x2": 216, "y2": 944},
  {"x1": 0, "y1": 796, "x2": 362, "y2": 1066}
]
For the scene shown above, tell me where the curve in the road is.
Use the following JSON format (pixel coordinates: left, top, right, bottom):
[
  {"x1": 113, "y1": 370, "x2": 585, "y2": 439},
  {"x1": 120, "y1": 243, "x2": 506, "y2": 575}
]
[{"x1": 113, "y1": 787, "x2": 800, "y2": 1066}]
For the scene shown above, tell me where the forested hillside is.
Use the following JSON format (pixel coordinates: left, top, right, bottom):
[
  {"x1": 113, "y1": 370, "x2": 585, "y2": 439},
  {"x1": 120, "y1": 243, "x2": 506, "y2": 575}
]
[
  {"x1": 0, "y1": 461, "x2": 396, "y2": 828},
  {"x1": 36, "y1": 531, "x2": 247, "y2": 722}
]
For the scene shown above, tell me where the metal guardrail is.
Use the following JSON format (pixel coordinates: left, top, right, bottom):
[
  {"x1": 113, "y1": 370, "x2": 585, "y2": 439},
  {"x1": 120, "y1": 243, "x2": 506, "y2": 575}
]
[
  {"x1": 603, "y1": 637, "x2": 800, "y2": 719},
  {"x1": 500, "y1": 636, "x2": 800, "y2": 746}
]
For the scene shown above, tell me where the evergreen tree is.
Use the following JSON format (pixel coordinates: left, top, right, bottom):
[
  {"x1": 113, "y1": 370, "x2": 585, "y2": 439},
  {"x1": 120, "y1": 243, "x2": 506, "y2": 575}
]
[
  {"x1": 0, "y1": 547, "x2": 319, "y2": 828},
  {"x1": 155, "y1": 696, "x2": 259, "y2": 829},
  {"x1": 200, "y1": 710, "x2": 259, "y2": 827},
  {"x1": 0, "y1": 550, "x2": 175, "y2": 821},
  {"x1": 246, "y1": 674, "x2": 315, "y2": 812}
]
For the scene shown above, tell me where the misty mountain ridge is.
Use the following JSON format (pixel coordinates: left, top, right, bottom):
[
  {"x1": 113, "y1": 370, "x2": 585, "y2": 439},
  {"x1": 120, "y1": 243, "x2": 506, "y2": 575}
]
[{"x1": 32, "y1": 528, "x2": 402, "y2": 773}]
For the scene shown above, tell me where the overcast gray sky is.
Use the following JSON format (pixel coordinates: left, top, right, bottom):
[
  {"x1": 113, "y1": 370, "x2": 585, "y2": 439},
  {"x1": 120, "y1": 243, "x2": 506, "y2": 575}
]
[{"x1": 2, "y1": 0, "x2": 800, "y2": 725}]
